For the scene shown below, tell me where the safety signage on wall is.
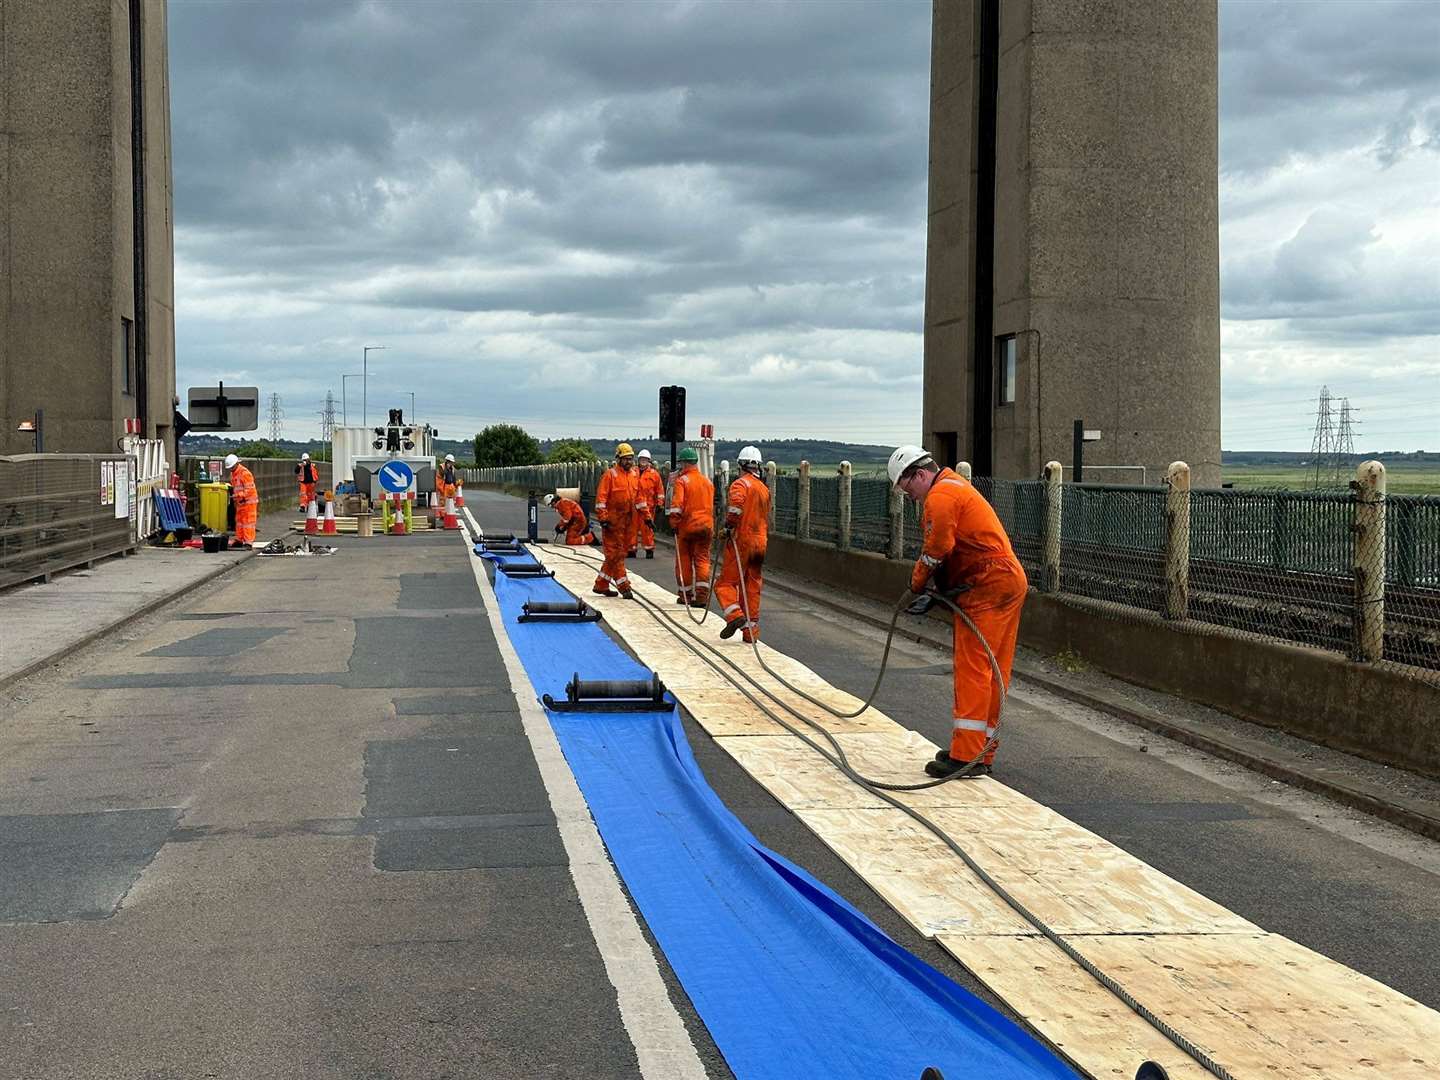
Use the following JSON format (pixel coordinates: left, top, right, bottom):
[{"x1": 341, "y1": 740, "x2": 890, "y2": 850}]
[
  {"x1": 101, "y1": 462, "x2": 113, "y2": 505},
  {"x1": 377, "y1": 460, "x2": 415, "y2": 493},
  {"x1": 114, "y1": 461, "x2": 130, "y2": 518}
]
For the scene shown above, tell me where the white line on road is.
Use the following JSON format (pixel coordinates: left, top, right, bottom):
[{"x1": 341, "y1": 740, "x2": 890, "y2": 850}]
[{"x1": 460, "y1": 509, "x2": 708, "y2": 1080}]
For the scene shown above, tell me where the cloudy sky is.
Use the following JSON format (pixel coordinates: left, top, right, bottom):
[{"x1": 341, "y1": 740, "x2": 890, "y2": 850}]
[{"x1": 169, "y1": 0, "x2": 1439, "y2": 451}]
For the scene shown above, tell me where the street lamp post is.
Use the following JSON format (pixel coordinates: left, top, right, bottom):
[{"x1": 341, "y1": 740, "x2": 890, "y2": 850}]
[
  {"x1": 362, "y1": 345, "x2": 386, "y2": 426},
  {"x1": 341, "y1": 374, "x2": 363, "y2": 426},
  {"x1": 407, "y1": 392, "x2": 415, "y2": 421}
]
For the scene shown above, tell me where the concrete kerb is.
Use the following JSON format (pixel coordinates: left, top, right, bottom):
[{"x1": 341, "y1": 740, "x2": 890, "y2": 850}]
[
  {"x1": 644, "y1": 532, "x2": 1440, "y2": 844},
  {"x1": 0, "y1": 550, "x2": 256, "y2": 694}
]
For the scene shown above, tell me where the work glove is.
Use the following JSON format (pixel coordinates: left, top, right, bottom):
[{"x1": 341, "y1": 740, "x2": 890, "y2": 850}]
[
  {"x1": 553, "y1": 523, "x2": 566, "y2": 536},
  {"x1": 910, "y1": 564, "x2": 931, "y2": 595}
]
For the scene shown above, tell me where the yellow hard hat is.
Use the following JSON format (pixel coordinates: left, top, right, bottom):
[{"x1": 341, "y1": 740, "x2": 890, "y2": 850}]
[{"x1": 616, "y1": 442, "x2": 635, "y2": 458}]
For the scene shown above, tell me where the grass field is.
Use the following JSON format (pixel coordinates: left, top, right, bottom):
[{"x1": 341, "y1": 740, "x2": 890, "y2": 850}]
[{"x1": 1223, "y1": 462, "x2": 1440, "y2": 496}]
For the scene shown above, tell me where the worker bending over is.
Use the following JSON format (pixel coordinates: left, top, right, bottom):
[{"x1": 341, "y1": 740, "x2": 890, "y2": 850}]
[
  {"x1": 295, "y1": 452, "x2": 319, "y2": 511},
  {"x1": 226, "y1": 453, "x2": 258, "y2": 548},
  {"x1": 667, "y1": 447, "x2": 714, "y2": 607},
  {"x1": 544, "y1": 493, "x2": 595, "y2": 545},
  {"x1": 593, "y1": 443, "x2": 639, "y2": 597},
  {"x1": 634, "y1": 449, "x2": 664, "y2": 559},
  {"x1": 716, "y1": 446, "x2": 769, "y2": 642},
  {"x1": 889, "y1": 446, "x2": 1027, "y2": 779}
]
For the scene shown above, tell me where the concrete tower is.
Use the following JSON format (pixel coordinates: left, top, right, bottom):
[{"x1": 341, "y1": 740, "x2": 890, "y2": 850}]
[
  {"x1": 922, "y1": 0, "x2": 1221, "y2": 487},
  {"x1": 0, "y1": 0, "x2": 176, "y2": 459}
]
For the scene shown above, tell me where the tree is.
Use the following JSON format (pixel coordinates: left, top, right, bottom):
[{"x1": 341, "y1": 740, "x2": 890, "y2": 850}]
[
  {"x1": 473, "y1": 424, "x2": 542, "y2": 468},
  {"x1": 547, "y1": 438, "x2": 599, "y2": 464},
  {"x1": 235, "y1": 440, "x2": 287, "y2": 459}
]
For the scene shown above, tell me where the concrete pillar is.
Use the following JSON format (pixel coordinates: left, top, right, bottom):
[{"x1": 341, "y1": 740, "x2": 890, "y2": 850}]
[
  {"x1": 764, "y1": 461, "x2": 778, "y2": 531},
  {"x1": 1353, "y1": 460, "x2": 1387, "y2": 662},
  {"x1": 1163, "y1": 461, "x2": 1191, "y2": 620},
  {"x1": 837, "y1": 461, "x2": 853, "y2": 550},
  {"x1": 1042, "y1": 460, "x2": 1063, "y2": 593},
  {"x1": 888, "y1": 485, "x2": 904, "y2": 560},
  {"x1": 797, "y1": 460, "x2": 812, "y2": 541}
]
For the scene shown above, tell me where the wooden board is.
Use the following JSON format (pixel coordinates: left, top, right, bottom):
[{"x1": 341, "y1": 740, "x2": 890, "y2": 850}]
[
  {"x1": 794, "y1": 806, "x2": 1257, "y2": 939},
  {"x1": 943, "y1": 932, "x2": 1440, "y2": 1080}
]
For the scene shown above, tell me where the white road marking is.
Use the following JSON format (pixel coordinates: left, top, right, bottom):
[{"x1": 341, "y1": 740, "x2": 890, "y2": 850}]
[{"x1": 459, "y1": 508, "x2": 707, "y2": 1079}]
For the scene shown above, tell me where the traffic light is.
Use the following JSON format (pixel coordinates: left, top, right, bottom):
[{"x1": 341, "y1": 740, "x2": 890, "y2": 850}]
[{"x1": 659, "y1": 385, "x2": 686, "y2": 443}]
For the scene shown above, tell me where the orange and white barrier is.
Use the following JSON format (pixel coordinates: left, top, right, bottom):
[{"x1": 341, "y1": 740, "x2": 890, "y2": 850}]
[
  {"x1": 321, "y1": 500, "x2": 337, "y2": 535},
  {"x1": 390, "y1": 493, "x2": 408, "y2": 535},
  {"x1": 304, "y1": 499, "x2": 319, "y2": 535}
]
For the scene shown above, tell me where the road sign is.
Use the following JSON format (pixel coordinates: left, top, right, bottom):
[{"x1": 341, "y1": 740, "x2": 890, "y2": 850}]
[
  {"x1": 377, "y1": 460, "x2": 415, "y2": 493},
  {"x1": 186, "y1": 383, "x2": 259, "y2": 432}
]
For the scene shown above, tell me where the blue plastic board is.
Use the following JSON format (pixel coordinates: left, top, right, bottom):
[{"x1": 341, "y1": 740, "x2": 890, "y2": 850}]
[
  {"x1": 377, "y1": 460, "x2": 414, "y2": 493},
  {"x1": 489, "y1": 566, "x2": 1076, "y2": 1080}
]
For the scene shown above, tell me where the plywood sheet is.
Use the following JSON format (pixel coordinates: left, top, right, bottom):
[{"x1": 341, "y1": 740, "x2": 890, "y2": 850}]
[
  {"x1": 676, "y1": 687, "x2": 898, "y2": 737},
  {"x1": 944, "y1": 933, "x2": 1440, "y2": 1080}
]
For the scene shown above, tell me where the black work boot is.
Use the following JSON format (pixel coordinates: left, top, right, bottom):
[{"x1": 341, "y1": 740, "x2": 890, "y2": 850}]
[
  {"x1": 719, "y1": 615, "x2": 746, "y2": 640},
  {"x1": 925, "y1": 756, "x2": 991, "y2": 779},
  {"x1": 645, "y1": 549, "x2": 655, "y2": 559}
]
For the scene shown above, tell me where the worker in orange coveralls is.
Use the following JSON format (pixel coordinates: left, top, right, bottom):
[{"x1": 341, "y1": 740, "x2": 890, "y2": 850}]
[
  {"x1": 716, "y1": 445, "x2": 770, "y2": 643},
  {"x1": 226, "y1": 453, "x2": 258, "y2": 548},
  {"x1": 666, "y1": 446, "x2": 714, "y2": 607},
  {"x1": 633, "y1": 449, "x2": 665, "y2": 559},
  {"x1": 295, "y1": 452, "x2": 319, "y2": 511},
  {"x1": 593, "y1": 444, "x2": 639, "y2": 597},
  {"x1": 544, "y1": 493, "x2": 595, "y2": 545},
  {"x1": 889, "y1": 445, "x2": 1027, "y2": 779}
]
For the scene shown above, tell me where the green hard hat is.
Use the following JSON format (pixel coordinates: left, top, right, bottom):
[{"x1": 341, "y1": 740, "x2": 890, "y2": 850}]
[{"x1": 678, "y1": 447, "x2": 699, "y2": 464}]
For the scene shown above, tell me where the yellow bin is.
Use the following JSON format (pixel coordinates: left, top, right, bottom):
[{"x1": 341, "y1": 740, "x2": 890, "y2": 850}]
[{"x1": 197, "y1": 482, "x2": 231, "y2": 534}]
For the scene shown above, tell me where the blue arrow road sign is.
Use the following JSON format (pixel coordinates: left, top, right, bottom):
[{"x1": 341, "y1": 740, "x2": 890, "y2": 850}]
[{"x1": 377, "y1": 460, "x2": 414, "y2": 493}]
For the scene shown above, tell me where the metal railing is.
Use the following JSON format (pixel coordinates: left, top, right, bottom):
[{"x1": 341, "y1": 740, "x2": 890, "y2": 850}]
[
  {"x1": 471, "y1": 457, "x2": 1440, "y2": 686},
  {"x1": 177, "y1": 456, "x2": 332, "y2": 511},
  {"x1": 0, "y1": 454, "x2": 136, "y2": 588}
]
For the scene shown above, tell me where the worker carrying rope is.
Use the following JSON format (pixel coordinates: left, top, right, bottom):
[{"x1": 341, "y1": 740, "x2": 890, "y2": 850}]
[
  {"x1": 889, "y1": 446, "x2": 1028, "y2": 779},
  {"x1": 667, "y1": 446, "x2": 715, "y2": 608},
  {"x1": 717, "y1": 445, "x2": 770, "y2": 643}
]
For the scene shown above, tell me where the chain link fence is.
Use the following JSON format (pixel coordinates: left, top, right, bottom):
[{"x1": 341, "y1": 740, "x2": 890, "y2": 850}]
[{"x1": 467, "y1": 459, "x2": 1439, "y2": 687}]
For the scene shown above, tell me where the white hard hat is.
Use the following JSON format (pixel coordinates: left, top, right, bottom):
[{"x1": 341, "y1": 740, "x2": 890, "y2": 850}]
[
  {"x1": 543, "y1": 493, "x2": 556, "y2": 506},
  {"x1": 887, "y1": 445, "x2": 933, "y2": 487},
  {"x1": 224, "y1": 453, "x2": 239, "y2": 469},
  {"x1": 637, "y1": 449, "x2": 652, "y2": 460},
  {"x1": 444, "y1": 453, "x2": 455, "y2": 463},
  {"x1": 301, "y1": 452, "x2": 310, "y2": 461},
  {"x1": 737, "y1": 445, "x2": 762, "y2": 468}
]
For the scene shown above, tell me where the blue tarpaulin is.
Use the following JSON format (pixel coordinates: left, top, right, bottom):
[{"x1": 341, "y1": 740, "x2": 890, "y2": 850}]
[{"x1": 482, "y1": 543, "x2": 1076, "y2": 1080}]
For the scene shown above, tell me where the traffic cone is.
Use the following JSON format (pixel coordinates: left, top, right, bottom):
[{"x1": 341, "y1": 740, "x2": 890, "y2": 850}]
[
  {"x1": 321, "y1": 500, "x2": 337, "y2": 535},
  {"x1": 304, "y1": 499, "x2": 319, "y2": 534},
  {"x1": 454, "y1": 485, "x2": 465, "y2": 509},
  {"x1": 391, "y1": 494, "x2": 408, "y2": 535},
  {"x1": 444, "y1": 495, "x2": 459, "y2": 530}
]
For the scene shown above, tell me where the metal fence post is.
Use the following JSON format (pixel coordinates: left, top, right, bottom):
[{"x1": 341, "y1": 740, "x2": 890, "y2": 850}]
[
  {"x1": 888, "y1": 485, "x2": 904, "y2": 560},
  {"x1": 1163, "y1": 461, "x2": 1191, "y2": 620},
  {"x1": 1042, "y1": 460, "x2": 1063, "y2": 593},
  {"x1": 764, "y1": 461, "x2": 777, "y2": 531},
  {"x1": 797, "y1": 460, "x2": 811, "y2": 541},
  {"x1": 957, "y1": 460, "x2": 972, "y2": 479},
  {"x1": 837, "y1": 461, "x2": 852, "y2": 550},
  {"x1": 1353, "y1": 460, "x2": 1387, "y2": 661}
]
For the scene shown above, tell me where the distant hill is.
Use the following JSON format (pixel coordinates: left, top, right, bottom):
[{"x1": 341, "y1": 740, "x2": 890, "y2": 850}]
[{"x1": 1222, "y1": 450, "x2": 1439, "y2": 465}]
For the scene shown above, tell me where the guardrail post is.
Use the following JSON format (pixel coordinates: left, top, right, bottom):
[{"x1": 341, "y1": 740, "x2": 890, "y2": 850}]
[
  {"x1": 1353, "y1": 460, "x2": 1387, "y2": 662},
  {"x1": 1042, "y1": 460, "x2": 1063, "y2": 593},
  {"x1": 797, "y1": 460, "x2": 811, "y2": 541},
  {"x1": 1163, "y1": 461, "x2": 1191, "y2": 619},
  {"x1": 888, "y1": 484, "x2": 903, "y2": 560},
  {"x1": 957, "y1": 460, "x2": 973, "y2": 479},
  {"x1": 764, "y1": 461, "x2": 777, "y2": 531},
  {"x1": 837, "y1": 460, "x2": 852, "y2": 550}
]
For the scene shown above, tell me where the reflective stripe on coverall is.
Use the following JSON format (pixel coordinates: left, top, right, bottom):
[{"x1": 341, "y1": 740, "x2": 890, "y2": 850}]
[
  {"x1": 231, "y1": 464, "x2": 259, "y2": 545},
  {"x1": 594, "y1": 464, "x2": 639, "y2": 593},
  {"x1": 667, "y1": 466, "x2": 715, "y2": 602},
  {"x1": 715, "y1": 471, "x2": 769, "y2": 639},
  {"x1": 912, "y1": 468, "x2": 1027, "y2": 766},
  {"x1": 635, "y1": 465, "x2": 665, "y2": 551},
  {"x1": 552, "y1": 496, "x2": 594, "y2": 545}
]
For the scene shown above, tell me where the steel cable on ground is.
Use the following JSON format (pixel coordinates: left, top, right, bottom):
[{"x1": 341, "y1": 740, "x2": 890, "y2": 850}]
[{"x1": 540, "y1": 540, "x2": 1234, "y2": 1080}]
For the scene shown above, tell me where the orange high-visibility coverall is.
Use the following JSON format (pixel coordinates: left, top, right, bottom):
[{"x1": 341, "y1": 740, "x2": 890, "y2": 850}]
[
  {"x1": 635, "y1": 465, "x2": 665, "y2": 552},
  {"x1": 716, "y1": 471, "x2": 770, "y2": 641},
  {"x1": 912, "y1": 468, "x2": 1028, "y2": 767},
  {"x1": 437, "y1": 462, "x2": 457, "y2": 501},
  {"x1": 552, "y1": 496, "x2": 594, "y2": 545},
  {"x1": 296, "y1": 460, "x2": 319, "y2": 510},
  {"x1": 231, "y1": 464, "x2": 259, "y2": 545},
  {"x1": 667, "y1": 465, "x2": 715, "y2": 604},
  {"x1": 594, "y1": 464, "x2": 639, "y2": 594}
]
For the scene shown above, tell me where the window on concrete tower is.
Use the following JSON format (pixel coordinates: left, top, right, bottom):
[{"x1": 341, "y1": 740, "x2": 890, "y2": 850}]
[
  {"x1": 121, "y1": 318, "x2": 134, "y2": 396},
  {"x1": 996, "y1": 335, "x2": 1016, "y2": 406}
]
